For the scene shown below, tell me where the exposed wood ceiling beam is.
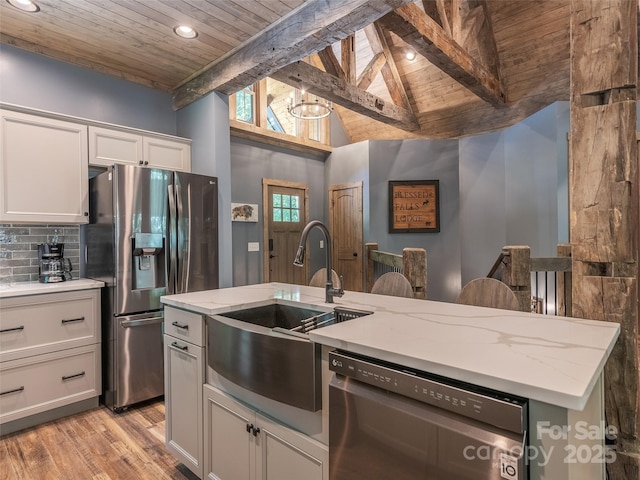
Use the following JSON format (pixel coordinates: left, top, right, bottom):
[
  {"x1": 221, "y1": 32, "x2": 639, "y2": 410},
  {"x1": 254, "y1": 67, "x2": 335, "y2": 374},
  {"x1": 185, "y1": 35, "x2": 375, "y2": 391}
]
[
  {"x1": 270, "y1": 60, "x2": 420, "y2": 131},
  {"x1": 365, "y1": 23, "x2": 413, "y2": 111},
  {"x1": 172, "y1": 0, "x2": 414, "y2": 109},
  {"x1": 467, "y1": 0, "x2": 504, "y2": 90},
  {"x1": 422, "y1": 0, "x2": 452, "y2": 36},
  {"x1": 357, "y1": 52, "x2": 387, "y2": 90},
  {"x1": 342, "y1": 35, "x2": 357, "y2": 84},
  {"x1": 378, "y1": 3, "x2": 507, "y2": 106},
  {"x1": 317, "y1": 46, "x2": 346, "y2": 80}
]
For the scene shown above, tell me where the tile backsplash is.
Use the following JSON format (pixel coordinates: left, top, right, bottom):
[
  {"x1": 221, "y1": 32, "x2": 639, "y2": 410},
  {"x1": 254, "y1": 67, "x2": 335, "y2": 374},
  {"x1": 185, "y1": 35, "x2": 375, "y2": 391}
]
[{"x1": 0, "y1": 224, "x2": 80, "y2": 284}]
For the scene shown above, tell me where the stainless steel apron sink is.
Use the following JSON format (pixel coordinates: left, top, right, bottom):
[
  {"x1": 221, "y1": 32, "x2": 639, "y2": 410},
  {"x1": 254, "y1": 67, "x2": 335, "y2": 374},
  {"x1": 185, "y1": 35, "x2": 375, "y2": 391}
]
[{"x1": 206, "y1": 302, "x2": 371, "y2": 412}]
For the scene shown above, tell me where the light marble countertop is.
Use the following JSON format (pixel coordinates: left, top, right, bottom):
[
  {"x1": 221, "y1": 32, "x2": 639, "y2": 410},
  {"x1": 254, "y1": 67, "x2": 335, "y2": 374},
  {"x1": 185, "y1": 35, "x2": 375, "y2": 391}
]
[
  {"x1": 0, "y1": 278, "x2": 104, "y2": 299},
  {"x1": 161, "y1": 282, "x2": 620, "y2": 411}
]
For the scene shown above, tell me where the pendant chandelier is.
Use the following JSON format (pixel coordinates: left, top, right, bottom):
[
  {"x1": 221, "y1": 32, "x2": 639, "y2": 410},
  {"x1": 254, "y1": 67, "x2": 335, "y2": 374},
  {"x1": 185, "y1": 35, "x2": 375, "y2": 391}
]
[{"x1": 286, "y1": 89, "x2": 333, "y2": 120}]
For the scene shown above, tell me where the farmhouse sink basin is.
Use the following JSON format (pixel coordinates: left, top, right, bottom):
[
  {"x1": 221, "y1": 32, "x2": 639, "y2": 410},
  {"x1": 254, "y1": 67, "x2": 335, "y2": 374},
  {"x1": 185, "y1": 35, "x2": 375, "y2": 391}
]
[
  {"x1": 206, "y1": 301, "x2": 370, "y2": 412},
  {"x1": 215, "y1": 302, "x2": 334, "y2": 333}
]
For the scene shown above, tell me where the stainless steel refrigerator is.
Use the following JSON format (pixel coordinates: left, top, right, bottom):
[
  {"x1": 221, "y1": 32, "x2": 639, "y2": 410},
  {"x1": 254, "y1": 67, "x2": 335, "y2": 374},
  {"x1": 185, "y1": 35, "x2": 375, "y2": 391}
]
[{"x1": 86, "y1": 164, "x2": 218, "y2": 411}]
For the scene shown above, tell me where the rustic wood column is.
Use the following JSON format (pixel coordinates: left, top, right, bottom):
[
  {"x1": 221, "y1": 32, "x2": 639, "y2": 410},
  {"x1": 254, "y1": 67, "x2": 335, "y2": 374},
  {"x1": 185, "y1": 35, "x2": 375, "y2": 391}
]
[
  {"x1": 570, "y1": 1, "x2": 639, "y2": 478},
  {"x1": 402, "y1": 247, "x2": 427, "y2": 299},
  {"x1": 556, "y1": 243, "x2": 573, "y2": 317},
  {"x1": 365, "y1": 242, "x2": 378, "y2": 292},
  {"x1": 501, "y1": 245, "x2": 532, "y2": 312}
]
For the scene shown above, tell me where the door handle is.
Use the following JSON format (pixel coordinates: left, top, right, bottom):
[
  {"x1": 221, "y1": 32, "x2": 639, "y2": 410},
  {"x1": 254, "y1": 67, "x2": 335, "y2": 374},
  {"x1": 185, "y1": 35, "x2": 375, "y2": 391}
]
[
  {"x1": 171, "y1": 341, "x2": 189, "y2": 351},
  {"x1": 121, "y1": 317, "x2": 163, "y2": 327}
]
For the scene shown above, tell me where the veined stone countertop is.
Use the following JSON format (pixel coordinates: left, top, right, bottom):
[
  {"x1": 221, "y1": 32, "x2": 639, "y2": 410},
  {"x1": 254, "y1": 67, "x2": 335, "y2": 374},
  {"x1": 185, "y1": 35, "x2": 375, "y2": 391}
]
[
  {"x1": 161, "y1": 282, "x2": 620, "y2": 411},
  {"x1": 0, "y1": 278, "x2": 104, "y2": 298}
]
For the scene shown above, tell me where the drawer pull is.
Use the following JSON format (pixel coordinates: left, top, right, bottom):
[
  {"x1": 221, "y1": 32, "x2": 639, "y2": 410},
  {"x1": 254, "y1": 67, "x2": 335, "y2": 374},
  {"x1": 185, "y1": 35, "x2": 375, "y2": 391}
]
[
  {"x1": 171, "y1": 341, "x2": 189, "y2": 351},
  {"x1": 62, "y1": 371, "x2": 86, "y2": 381},
  {"x1": 0, "y1": 326, "x2": 24, "y2": 333},
  {"x1": 0, "y1": 386, "x2": 24, "y2": 396},
  {"x1": 171, "y1": 321, "x2": 189, "y2": 330},
  {"x1": 61, "y1": 316, "x2": 85, "y2": 324}
]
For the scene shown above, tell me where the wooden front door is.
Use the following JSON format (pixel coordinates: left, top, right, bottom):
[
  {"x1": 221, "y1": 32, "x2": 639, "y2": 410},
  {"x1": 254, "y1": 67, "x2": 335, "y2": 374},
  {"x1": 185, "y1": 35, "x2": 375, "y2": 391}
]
[
  {"x1": 329, "y1": 182, "x2": 363, "y2": 291},
  {"x1": 263, "y1": 179, "x2": 309, "y2": 284}
]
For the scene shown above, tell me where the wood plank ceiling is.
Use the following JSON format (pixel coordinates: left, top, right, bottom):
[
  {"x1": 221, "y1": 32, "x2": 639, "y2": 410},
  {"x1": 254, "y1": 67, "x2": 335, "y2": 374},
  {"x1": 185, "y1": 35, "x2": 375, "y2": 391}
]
[{"x1": 0, "y1": 0, "x2": 584, "y2": 140}]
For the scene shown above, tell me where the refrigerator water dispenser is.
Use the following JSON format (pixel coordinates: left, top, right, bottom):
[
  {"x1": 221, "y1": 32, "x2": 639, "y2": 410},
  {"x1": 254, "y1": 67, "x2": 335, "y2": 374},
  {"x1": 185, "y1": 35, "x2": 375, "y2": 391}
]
[{"x1": 132, "y1": 232, "x2": 165, "y2": 290}]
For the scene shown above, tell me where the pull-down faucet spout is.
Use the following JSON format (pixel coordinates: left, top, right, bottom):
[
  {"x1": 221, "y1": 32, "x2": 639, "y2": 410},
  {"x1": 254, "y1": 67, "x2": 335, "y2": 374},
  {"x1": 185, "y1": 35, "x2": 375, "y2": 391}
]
[{"x1": 293, "y1": 220, "x2": 344, "y2": 303}]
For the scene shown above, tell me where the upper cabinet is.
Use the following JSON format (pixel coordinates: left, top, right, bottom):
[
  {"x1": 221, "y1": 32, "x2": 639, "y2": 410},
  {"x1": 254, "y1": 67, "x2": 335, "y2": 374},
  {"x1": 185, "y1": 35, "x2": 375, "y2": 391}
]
[
  {"x1": 0, "y1": 110, "x2": 89, "y2": 224},
  {"x1": 89, "y1": 126, "x2": 191, "y2": 172}
]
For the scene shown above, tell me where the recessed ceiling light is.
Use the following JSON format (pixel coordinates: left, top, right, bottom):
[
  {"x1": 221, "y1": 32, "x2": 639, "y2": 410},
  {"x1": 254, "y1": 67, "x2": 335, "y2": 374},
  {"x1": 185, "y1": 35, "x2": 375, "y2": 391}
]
[
  {"x1": 405, "y1": 49, "x2": 416, "y2": 61},
  {"x1": 6, "y1": 0, "x2": 40, "y2": 12},
  {"x1": 173, "y1": 25, "x2": 198, "y2": 39}
]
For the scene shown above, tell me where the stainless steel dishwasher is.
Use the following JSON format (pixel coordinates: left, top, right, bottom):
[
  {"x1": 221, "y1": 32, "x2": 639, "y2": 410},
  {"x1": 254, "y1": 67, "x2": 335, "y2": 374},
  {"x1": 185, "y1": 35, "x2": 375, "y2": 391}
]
[{"x1": 329, "y1": 350, "x2": 528, "y2": 480}]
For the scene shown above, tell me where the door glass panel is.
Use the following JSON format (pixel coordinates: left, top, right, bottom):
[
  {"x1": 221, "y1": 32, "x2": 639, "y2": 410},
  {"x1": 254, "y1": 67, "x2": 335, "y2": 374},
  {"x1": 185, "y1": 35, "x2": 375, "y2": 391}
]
[{"x1": 271, "y1": 194, "x2": 300, "y2": 223}]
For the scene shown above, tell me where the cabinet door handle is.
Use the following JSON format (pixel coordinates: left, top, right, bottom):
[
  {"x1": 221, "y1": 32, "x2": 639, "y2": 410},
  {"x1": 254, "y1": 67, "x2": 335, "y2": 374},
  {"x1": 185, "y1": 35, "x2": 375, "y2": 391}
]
[
  {"x1": 0, "y1": 326, "x2": 24, "y2": 333},
  {"x1": 61, "y1": 316, "x2": 85, "y2": 324},
  {"x1": 62, "y1": 371, "x2": 86, "y2": 381},
  {"x1": 171, "y1": 341, "x2": 188, "y2": 351},
  {"x1": 171, "y1": 321, "x2": 189, "y2": 330},
  {"x1": 0, "y1": 386, "x2": 24, "y2": 396}
]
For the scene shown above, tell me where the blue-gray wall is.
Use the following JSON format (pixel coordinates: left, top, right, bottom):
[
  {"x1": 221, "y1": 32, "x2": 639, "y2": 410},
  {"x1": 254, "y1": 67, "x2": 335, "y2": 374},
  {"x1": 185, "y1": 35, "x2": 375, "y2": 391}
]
[
  {"x1": 459, "y1": 131, "x2": 507, "y2": 284},
  {"x1": 0, "y1": 44, "x2": 176, "y2": 134},
  {"x1": 369, "y1": 140, "x2": 461, "y2": 302},
  {"x1": 458, "y1": 103, "x2": 569, "y2": 287},
  {"x1": 230, "y1": 137, "x2": 327, "y2": 285}
]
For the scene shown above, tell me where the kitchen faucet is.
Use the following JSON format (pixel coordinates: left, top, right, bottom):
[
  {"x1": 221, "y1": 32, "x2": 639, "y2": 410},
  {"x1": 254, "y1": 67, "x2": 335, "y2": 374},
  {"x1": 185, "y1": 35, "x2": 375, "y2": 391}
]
[{"x1": 293, "y1": 220, "x2": 344, "y2": 303}]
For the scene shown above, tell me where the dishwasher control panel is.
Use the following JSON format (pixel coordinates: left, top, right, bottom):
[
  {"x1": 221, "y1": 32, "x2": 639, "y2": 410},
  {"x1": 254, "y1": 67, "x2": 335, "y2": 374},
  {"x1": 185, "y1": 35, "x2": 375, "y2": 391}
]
[{"x1": 329, "y1": 350, "x2": 527, "y2": 435}]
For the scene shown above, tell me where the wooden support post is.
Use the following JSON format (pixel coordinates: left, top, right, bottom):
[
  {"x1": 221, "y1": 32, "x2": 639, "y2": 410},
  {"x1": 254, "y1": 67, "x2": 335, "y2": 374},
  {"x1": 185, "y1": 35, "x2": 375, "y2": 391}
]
[
  {"x1": 556, "y1": 243, "x2": 572, "y2": 317},
  {"x1": 501, "y1": 246, "x2": 531, "y2": 312},
  {"x1": 402, "y1": 248, "x2": 427, "y2": 299},
  {"x1": 365, "y1": 243, "x2": 378, "y2": 293},
  {"x1": 570, "y1": 1, "x2": 639, "y2": 478}
]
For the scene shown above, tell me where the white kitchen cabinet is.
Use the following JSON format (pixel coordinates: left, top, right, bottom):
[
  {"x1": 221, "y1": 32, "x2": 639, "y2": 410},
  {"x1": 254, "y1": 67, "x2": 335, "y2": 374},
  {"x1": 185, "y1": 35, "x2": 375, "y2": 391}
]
[
  {"x1": 203, "y1": 384, "x2": 327, "y2": 480},
  {"x1": 0, "y1": 109, "x2": 89, "y2": 224},
  {"x1": 143, "y1": 136, "x2": 191, "y2": 172},
  {"x1": 88, "y1": 126, "x2": 143, "y2": 167},
  {"x1": 164, "y1": 307, "x2": 205, "y2": 478},
  {"x1": 0, "y1": 287, "x2": 101, "y2": 434},
  {"x1": 89, "y1": 126, "x2": 191, "y2": 172}
]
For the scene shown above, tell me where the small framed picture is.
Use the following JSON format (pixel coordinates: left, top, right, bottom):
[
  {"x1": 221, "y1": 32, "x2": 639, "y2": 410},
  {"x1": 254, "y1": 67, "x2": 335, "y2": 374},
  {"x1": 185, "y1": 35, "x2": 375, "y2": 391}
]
[
  {"x1": 231, "y1": 203, "x2": 258, "y2": 222},
  {"x1": 388, "y1": 180, "x2": 440, "y2": 233}
]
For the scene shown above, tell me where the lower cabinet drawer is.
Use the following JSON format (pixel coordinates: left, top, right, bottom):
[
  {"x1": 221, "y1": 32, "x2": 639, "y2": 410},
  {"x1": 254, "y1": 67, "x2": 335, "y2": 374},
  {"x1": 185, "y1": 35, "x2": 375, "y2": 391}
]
[
  {"x1": 0, "y1": 289, "x2": 100, "y2": 362},
  {"x1": 165, "y1": 307, "x2": 204, "y2": 346},
  {"x1": 0, "y1": 344, "x2": 100, "y2": 424}
]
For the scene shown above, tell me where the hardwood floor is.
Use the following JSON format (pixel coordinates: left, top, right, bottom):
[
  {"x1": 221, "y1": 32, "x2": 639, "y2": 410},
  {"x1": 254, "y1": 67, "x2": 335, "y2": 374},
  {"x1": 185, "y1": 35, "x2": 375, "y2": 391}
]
[{"x1": 0, "y1": 399, "x2": 198, "y2": 480}]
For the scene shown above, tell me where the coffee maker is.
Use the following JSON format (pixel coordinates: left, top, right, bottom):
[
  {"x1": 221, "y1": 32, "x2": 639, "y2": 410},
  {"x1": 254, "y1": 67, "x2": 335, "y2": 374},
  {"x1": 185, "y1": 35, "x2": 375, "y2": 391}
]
[{"x1": 38, "y1": 243, "x2": 72, "y2": 283}]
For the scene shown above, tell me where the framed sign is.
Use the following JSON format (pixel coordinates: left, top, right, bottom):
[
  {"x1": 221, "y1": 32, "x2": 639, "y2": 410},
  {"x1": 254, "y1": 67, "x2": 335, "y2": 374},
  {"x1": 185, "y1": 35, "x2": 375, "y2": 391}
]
[{"x1": 388, "y1": 180, "x2": 440, "y2": 233}]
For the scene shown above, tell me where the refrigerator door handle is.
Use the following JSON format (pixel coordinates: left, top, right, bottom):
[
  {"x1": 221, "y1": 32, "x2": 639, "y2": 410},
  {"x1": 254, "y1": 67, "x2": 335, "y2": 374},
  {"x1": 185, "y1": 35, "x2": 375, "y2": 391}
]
[
  {"x1": 121, "y1": 316, "x2": 164, "y2": 328},
  {"x1": 168, "y1": 184, "x2": 177, "y2": 294},
  {"x1": 176, "y1": 184, "x2": 191, "y2": 293}
]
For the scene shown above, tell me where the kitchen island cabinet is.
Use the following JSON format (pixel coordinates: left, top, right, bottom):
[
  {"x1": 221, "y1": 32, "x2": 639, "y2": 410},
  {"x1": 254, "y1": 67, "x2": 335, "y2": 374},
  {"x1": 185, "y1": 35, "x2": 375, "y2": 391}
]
[
  {"x1": 0, "y1": 279, "x2": 103, "y2": 435},
  {"x1": 203, "y1": 384, "x2": 327, "y2": 480},
  {"x1": 0, "y1": 109, "x2": 89, "y2": 224},
  {"x1": 161, "y1": 282, "x2": 620, "y2": 480},
  {"x1": 164, "y1": 306, "x2": 205, "y2": 478}
]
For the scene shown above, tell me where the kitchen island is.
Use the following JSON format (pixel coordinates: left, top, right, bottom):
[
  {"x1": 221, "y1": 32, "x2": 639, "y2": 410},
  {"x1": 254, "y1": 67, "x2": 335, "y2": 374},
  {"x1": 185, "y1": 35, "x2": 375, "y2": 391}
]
[{"x1": 161, "y1": 282, "x2": 620, "y2": 480}]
